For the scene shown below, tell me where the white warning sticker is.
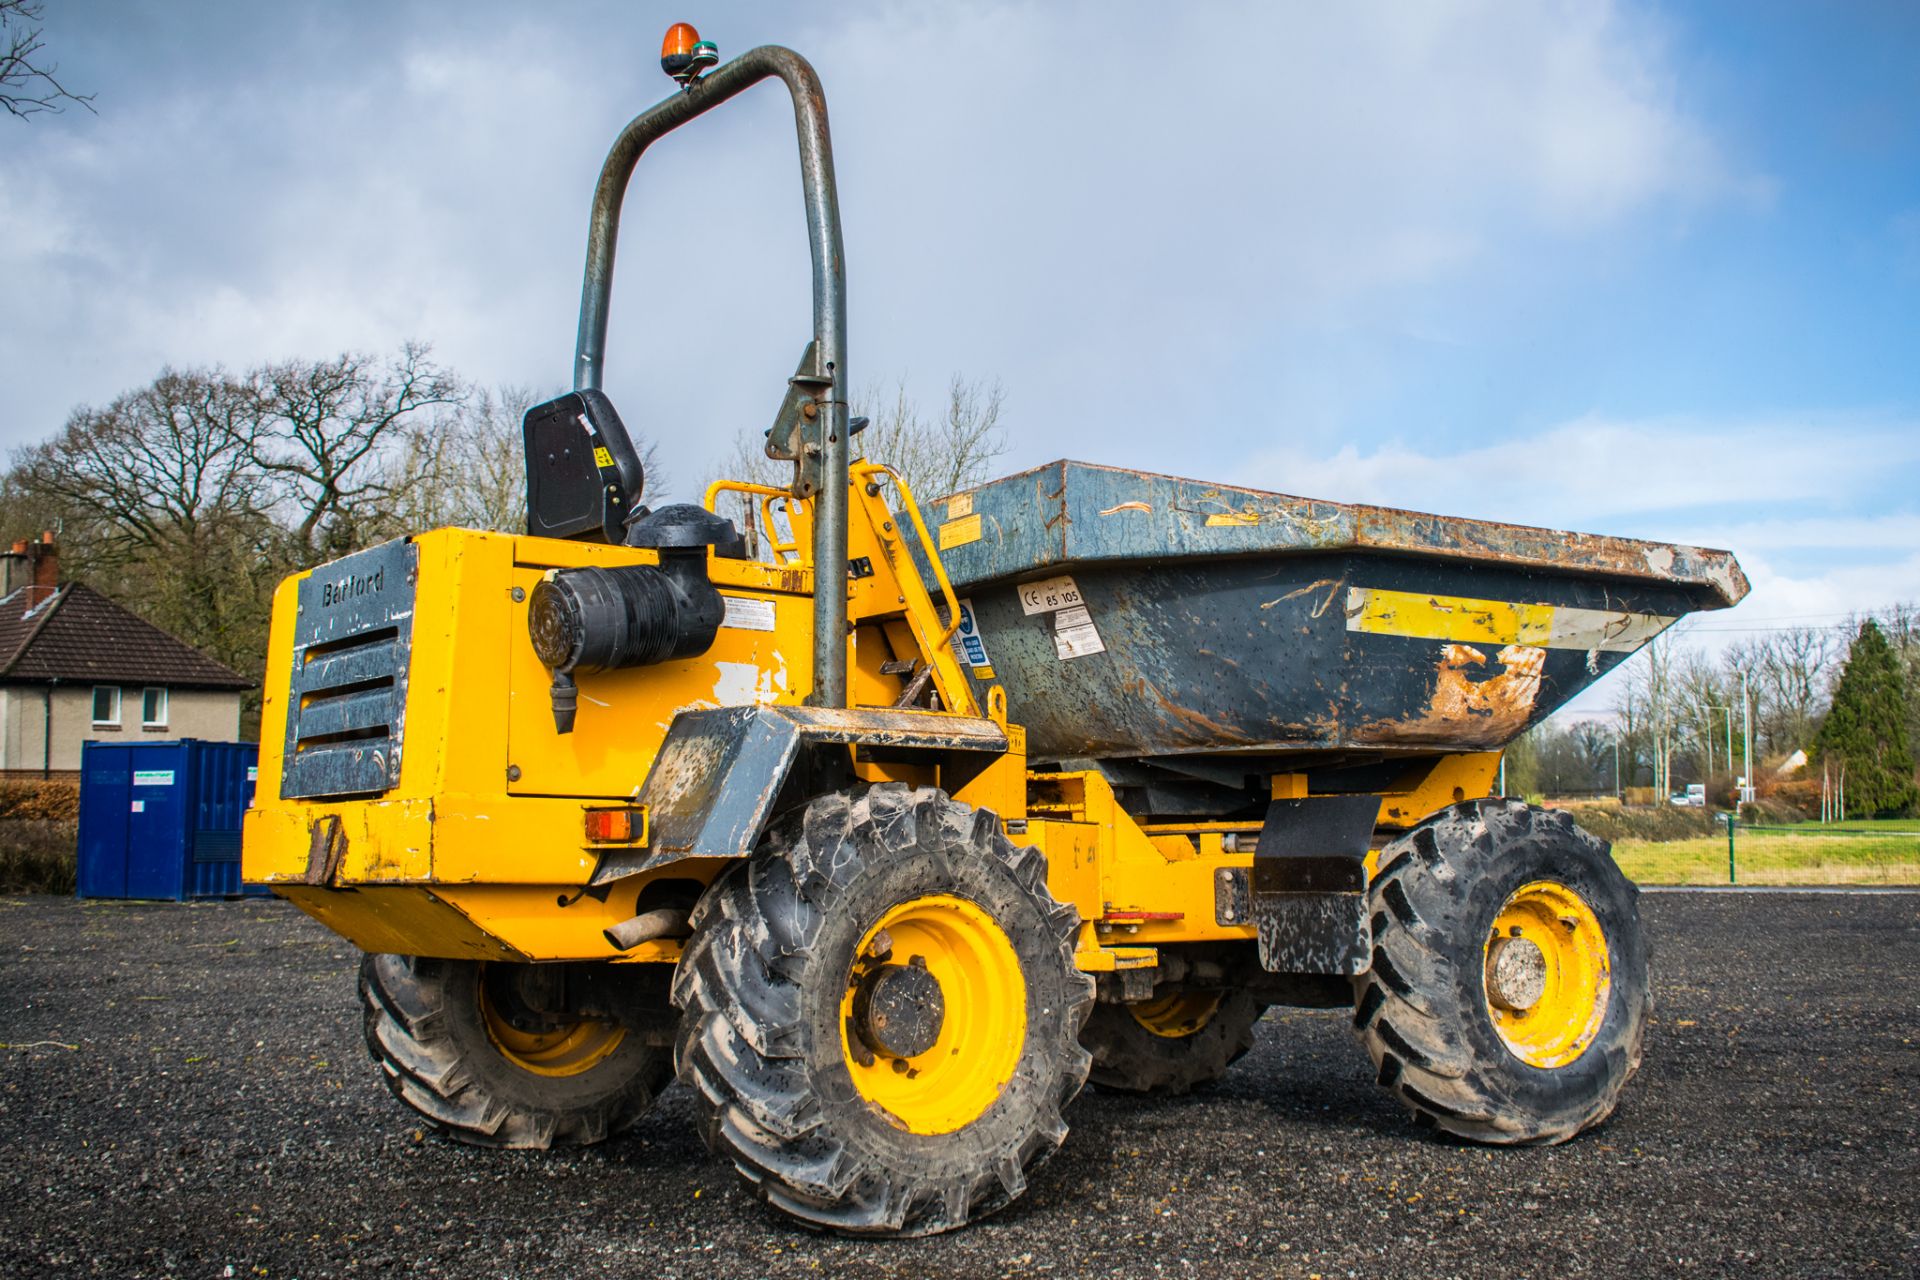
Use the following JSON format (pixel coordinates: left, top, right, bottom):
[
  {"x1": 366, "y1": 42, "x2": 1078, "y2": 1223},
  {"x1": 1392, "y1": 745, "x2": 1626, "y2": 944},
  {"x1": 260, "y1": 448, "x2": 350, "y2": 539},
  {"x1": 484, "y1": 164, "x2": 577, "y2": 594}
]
[
  {"x1": 721, "y1": 596, "x2": 777, "y2": 632},
  {"x1": 953, "y1": 598, "x2": 992, "y2": 669},
  {"x1": 130, "y1": 800, "x2": 146, "y2": 814},
  {"x1": 1052, "y1": 604, "x2": 1106, "y2": 659},
  {"x1": 1018, "y1": 574, "x2": 1085, "y2": 616}
]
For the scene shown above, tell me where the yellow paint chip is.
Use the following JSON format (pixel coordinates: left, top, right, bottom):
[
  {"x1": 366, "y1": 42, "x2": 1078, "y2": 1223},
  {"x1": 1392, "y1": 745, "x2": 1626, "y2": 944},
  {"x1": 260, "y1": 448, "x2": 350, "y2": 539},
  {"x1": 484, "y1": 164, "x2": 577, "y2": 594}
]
[
  {"x1": 1205, "y1": 511, "x2": 1261, "y2": 527},
  {"x1": 938, "y1": 513, "x2": 983, "y2": 550},
  {"x1": 1345, "y1": 587, "x2": 1673, "y2": 653}
]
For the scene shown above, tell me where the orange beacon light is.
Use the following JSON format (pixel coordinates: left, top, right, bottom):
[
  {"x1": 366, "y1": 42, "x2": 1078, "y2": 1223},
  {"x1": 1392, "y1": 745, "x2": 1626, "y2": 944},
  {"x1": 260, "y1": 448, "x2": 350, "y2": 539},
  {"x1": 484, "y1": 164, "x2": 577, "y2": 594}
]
[{"x1": 661, "y1": 23, "x2": 719, "y2": 85}]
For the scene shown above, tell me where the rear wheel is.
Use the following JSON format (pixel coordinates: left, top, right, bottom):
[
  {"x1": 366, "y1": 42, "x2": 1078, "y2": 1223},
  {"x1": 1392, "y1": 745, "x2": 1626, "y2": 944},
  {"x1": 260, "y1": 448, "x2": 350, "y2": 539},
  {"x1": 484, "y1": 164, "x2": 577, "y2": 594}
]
[
  {"x1": 360, "y1": 954, "x2": 675, "y2": 1148},
  {"x1": 1082, "y1": 989, "x2": 1265, "y2": 1095},
  {"x1": 673, "y1": 783, "x2": 1093, "y2": 1236},
  {"x1": 1352, "y1": 799, "x2": 1649, "y2": 1145}
]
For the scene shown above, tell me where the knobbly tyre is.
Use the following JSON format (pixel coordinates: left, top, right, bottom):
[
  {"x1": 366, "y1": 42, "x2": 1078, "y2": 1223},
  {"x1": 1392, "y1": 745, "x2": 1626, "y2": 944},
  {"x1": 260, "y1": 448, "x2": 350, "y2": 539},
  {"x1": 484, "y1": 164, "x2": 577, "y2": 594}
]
[{"x1": 243, "y1": 24, "x2": 1748, "y2": 1237}]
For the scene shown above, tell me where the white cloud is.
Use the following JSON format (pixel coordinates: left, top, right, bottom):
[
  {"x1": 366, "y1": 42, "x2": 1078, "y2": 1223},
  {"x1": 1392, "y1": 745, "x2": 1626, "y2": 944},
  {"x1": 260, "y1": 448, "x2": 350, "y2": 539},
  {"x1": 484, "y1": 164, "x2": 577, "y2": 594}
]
[
  {"x1": 2, "y1": 0, "x2": 1750, "y2": 495},
  {"x1": 1241, "y1": 410, "x2": 1920, "y2": 725},
  {"x1": 1242, "y1": 415, "x2": 1920, "y2": 531}
]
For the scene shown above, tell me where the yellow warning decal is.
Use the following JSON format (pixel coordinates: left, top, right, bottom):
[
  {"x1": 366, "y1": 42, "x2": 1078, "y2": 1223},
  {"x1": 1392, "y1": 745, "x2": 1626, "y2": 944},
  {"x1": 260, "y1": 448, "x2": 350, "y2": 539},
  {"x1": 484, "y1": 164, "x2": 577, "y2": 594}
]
[
  {"x1": 939, "y1": 513, "x2": 983, "y2": 550},
  {"x1": 1204, "y1": 511, "x2": 1261, "y2": 527},
  {"x1": 1344, "y1": 587, "x2": 1674, "y2": 653},
  {"x1": 593, "y1": 446, "x2": 614, "y2": 469}
]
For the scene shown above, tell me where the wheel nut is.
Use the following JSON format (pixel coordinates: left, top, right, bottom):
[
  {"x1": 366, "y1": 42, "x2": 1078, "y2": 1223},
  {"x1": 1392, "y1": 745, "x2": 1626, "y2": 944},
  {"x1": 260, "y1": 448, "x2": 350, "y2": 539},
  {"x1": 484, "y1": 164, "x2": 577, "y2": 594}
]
[{"x1": 1486, "y1": 937, "x2": 1548, "y2": 1012}]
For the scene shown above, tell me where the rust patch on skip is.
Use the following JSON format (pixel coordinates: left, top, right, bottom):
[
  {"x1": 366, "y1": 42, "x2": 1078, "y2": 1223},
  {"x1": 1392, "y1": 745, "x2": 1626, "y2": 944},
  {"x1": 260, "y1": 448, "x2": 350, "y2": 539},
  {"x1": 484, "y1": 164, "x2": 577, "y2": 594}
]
[{"x1": 1355, "y1": 642, "x2": 1545, "y2": 750}]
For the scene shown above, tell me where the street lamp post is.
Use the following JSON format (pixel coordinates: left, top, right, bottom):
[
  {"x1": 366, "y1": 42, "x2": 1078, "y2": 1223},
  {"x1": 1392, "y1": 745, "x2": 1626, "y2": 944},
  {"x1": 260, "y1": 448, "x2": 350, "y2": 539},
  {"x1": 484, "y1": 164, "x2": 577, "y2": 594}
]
[
  {"x1": 1706, "y1": 705, "x2": 1736, "y2": 800},
  {"x1": 1740, "y1": 669, "x2": 1753, "y2": 805}
]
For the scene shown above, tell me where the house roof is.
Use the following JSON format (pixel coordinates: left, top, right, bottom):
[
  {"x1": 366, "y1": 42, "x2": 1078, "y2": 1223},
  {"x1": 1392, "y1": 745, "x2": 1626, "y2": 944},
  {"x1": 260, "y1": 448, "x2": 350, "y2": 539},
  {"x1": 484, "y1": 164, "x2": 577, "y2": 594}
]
[{"x1": 0, "y1": 583, "x2": 251, "y2": 691}]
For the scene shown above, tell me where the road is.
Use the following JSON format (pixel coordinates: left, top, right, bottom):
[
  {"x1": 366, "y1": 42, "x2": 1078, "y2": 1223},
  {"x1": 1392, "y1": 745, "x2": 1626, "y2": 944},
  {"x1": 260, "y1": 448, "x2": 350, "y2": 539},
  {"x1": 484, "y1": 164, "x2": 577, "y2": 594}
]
[{"x1": 2, "y1": 891, "x2": 1915, "y2": 1278}]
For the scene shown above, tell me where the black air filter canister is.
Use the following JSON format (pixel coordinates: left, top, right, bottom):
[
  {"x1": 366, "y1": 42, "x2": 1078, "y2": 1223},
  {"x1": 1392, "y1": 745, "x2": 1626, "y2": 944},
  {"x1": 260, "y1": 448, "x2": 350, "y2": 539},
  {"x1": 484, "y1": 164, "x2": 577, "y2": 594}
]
[
  {"x1": 529, "y1": 557, "x2": 723, "y2": 675},
  {"x1": 528, "y1": 552, "x2": 724, "y2": 734}
]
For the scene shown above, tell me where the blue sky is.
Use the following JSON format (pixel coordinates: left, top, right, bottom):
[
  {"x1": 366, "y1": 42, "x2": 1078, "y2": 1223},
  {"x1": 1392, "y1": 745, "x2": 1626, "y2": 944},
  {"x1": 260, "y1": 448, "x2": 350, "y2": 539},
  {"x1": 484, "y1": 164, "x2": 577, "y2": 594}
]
[{"x1": 4, "y1": 1, "x2": 1918, "y2": 706}]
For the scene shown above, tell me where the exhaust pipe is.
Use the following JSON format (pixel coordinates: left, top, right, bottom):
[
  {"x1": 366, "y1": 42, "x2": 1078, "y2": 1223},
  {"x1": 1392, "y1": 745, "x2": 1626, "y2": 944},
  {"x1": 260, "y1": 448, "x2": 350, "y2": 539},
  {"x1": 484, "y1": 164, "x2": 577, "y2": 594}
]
[{"x1": 604, "y1": 906, "x2": 692, "y2": 952}]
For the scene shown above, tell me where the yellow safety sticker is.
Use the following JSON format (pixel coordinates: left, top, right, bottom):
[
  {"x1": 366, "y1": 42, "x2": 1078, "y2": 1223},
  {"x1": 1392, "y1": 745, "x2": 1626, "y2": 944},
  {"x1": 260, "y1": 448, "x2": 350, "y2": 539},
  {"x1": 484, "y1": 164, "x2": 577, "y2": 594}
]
[
  {"x1": 1344, "y1": 586, "x2": 1674, "y2": 653},
  {"x1": 1204, "y1": 511, "x2": 1261, "y2": 527},
  {"x1": 947, "y1": 492, "x2": 974, "y2": 520},
  {"x1": 593, "y1": 446, "x2": 614, "y2": 469},
  {"x1": 938, "y1": 513, "x2": 983, "y2": 550}
]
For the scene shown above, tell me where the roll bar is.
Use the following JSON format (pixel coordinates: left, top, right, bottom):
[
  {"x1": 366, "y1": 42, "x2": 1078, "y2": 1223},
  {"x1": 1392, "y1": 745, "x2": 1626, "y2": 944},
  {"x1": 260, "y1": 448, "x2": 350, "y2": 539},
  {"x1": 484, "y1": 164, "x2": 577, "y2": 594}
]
[{"x1": 571, "y1": 45, "x2": 850, "y2": 708}]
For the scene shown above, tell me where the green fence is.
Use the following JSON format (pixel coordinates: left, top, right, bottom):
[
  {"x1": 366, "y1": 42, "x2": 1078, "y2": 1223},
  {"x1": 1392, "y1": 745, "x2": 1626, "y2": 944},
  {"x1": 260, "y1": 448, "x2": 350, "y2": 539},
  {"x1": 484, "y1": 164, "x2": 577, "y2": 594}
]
[{"x1": 1719, "y1": 819, "x2": 1920, "y2": 885}]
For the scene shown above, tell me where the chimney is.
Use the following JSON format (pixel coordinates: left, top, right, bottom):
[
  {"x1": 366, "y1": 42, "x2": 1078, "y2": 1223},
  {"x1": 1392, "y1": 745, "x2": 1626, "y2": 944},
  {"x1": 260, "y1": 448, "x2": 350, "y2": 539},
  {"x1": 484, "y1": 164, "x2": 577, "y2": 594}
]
[
  {"x1": 29, "y1": 532, "x2": 58, "y2": 603},
  {"x1": 3, "y1": 533, "x2": 59, "y2": 605}
]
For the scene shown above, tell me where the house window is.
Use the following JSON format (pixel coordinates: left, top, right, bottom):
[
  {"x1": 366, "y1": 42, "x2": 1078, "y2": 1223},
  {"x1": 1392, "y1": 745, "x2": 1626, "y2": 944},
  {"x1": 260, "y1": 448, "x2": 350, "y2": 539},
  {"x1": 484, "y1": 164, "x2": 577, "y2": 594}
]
[
  {"x1": 142, "y1": 687, "x2": 169, "y2": 728},
  {"x1": 91, "y1": 685, "x2": 121, "y2": 726}
]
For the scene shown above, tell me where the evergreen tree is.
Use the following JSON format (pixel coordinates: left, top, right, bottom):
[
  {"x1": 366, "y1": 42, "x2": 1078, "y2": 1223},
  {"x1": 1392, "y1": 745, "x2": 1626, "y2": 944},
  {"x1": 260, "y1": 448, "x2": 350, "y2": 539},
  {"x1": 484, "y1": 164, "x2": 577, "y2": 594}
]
[{"x1": 1813, "y1": 620, "x2": 1920, "y2": 817}]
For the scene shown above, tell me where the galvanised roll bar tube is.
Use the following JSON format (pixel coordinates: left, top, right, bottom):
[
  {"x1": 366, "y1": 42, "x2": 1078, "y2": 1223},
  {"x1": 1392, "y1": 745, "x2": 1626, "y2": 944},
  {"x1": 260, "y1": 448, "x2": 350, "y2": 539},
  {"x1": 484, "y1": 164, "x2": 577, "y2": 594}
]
[{"x1": 571, "y1": 45, "x2": 850, "y2": 709}]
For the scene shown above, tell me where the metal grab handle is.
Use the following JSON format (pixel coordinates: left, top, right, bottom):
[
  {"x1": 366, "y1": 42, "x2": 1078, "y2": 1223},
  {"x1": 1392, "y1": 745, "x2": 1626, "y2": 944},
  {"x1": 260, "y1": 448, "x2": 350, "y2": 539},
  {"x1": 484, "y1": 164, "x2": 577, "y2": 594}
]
[
  {"x1": 863, "y1": 463, "x2": 965, "y2": 647},
  {"x1": 703, "y1": 479, "x2": 809, "y2": 563},
  {"x1": 573, "y1": 45, "x2": 850, "y2": 708}
]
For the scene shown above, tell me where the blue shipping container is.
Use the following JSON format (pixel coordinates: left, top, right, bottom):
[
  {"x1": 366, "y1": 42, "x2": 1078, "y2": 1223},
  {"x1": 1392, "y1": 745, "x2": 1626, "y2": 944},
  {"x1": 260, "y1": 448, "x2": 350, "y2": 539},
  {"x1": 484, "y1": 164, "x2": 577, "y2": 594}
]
[{"x1": 77, "y1": 739, "x2": 264, "y2": 900}]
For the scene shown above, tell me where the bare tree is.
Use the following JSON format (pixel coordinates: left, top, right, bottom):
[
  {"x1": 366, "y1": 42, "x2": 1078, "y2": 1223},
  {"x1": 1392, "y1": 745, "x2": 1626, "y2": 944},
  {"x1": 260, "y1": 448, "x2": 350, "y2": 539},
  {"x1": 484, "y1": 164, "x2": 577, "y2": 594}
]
[
  {"x1": 397, "y1": 383, "x2": 670, "y2": 535},
  {"x1": 8, "y1": 368, "x2": 282, "y2": 683},
  {"x1": 1728, "y1": 626, "x2": 1837, "y2": 758},
  {"x1": 395, "y1": 384, "x2": 537, "y2": 534},
  {"x1": 855, "y1": 374, "x2": 1008, "y2": 500},
  {"x1": 15, "y1": 368, "x2": 266, "y2": 556},
  {"x1": 708, "y1": 373, "x2": 1008, "y2": 503},
  {"x1": 1, "y1": 1, "x2": 93, "y2": 120},
  {"x1": 1613, "y1": 629, "x2": 1683, "y2": 793},
  {"x1": 250, "y1": 343, "x2": 462, "y2": 557}
]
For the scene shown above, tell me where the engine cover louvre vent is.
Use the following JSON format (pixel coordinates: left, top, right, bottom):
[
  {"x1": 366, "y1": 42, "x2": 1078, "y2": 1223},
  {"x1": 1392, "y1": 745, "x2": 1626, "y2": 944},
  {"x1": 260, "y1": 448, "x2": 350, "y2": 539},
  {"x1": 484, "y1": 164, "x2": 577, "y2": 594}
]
[{"x1": 280, "y1": 539, "x2": 418, "y2": 800}]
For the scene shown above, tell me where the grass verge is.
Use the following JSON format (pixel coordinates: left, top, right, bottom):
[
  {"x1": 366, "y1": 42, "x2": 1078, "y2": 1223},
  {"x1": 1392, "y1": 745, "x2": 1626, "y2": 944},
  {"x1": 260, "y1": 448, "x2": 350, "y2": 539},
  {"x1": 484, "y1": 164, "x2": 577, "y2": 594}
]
[{"x1": 1612, "y1": 833, "x2": 1920, "y2": 886}]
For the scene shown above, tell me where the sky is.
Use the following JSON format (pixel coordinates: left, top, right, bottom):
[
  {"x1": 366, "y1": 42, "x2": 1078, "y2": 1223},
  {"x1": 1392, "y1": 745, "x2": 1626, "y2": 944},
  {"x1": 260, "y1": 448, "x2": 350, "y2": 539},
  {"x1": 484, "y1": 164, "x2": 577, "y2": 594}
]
[{"x1": 4, "y1": 0, "x2": 1919, "y2": 715}]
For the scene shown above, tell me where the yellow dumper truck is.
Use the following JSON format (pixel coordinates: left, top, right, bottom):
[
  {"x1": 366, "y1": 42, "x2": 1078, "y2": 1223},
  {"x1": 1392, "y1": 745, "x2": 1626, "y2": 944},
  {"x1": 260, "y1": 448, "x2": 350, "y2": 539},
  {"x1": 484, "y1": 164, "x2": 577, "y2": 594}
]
[{"x1": 244, "y1": 28, "x2": 1748, "y2": 1236}]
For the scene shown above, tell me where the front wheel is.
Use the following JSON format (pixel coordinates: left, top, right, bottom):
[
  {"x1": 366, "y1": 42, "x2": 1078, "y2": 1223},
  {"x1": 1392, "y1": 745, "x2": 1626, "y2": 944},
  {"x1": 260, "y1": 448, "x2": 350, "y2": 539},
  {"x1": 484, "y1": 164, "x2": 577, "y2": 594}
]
[
  {"x1": 672, "y1": 783, "x2": 1093, "y2": 1236},
  {"x1": 1351, "y1": 799, "x2": 1649, "y2": 1145}
]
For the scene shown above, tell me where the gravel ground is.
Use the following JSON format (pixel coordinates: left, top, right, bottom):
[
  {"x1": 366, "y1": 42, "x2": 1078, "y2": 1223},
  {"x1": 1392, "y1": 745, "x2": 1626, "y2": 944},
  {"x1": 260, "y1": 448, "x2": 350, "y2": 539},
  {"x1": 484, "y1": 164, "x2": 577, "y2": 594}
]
[{"x1": 2, "y1": 891, "x2": 1916, "y2": 1279}]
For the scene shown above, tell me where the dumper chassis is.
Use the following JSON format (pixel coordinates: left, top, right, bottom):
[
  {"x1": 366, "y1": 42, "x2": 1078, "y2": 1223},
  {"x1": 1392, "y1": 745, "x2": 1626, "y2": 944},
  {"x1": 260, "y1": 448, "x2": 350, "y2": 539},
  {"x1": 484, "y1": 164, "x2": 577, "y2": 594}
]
[{"x1": 244, "y1": 28, "x2": 1745, "y2": 1237}]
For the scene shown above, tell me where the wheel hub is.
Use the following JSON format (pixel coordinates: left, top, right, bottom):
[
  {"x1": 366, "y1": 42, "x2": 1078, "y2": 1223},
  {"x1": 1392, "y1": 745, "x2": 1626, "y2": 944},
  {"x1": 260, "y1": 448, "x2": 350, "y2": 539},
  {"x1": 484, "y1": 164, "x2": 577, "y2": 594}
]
[
  {"x1": 838, "y1": 892, "x2": 1027, "y2": 1135},
  {"x1": 1483, "y1": 880, "x2": 1612, "y2": 1068},
  {"x1": 854, "y1": 958, "x2": 946, "y2": 1059},
  {"x1": 1485, "y1": 936, "x2": 1548, "y2": 1011},
  {"x1": 477, "y1": 964, "x2": 627, "y2": 1078}
]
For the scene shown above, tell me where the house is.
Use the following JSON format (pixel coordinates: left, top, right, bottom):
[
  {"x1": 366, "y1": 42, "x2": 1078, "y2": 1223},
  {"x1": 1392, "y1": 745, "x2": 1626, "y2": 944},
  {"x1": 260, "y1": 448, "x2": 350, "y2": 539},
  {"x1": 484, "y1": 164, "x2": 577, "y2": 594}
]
[{"x1": 0, "y1": 534, "x2": 251, "y2": 778}]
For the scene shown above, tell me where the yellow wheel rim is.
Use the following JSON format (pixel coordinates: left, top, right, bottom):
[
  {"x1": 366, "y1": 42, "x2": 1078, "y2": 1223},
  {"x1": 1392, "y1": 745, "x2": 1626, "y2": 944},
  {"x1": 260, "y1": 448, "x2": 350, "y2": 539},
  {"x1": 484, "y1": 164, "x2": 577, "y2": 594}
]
[
  {"x1": 839, "y1": 893, "x2": 1026, "y2": 1135},
  {"x1": 479, "y1": 979, "x2": 626, "y2": 1078},
  {"x1": 1484, "y1": 880, "x2": 1611, "y2": 1069},
  {"x1": 1128, "y1": 991, "x2": 1223, "y2": 1039}
]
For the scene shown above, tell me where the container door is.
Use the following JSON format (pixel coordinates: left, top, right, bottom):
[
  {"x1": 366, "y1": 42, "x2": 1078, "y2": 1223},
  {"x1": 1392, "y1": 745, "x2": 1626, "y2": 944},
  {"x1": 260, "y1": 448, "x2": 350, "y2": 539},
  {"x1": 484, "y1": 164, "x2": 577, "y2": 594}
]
[
  {"x1": 77, "y1": 745, "x2": 132, "y2": 899},
  {"x1": 187, "y1": 741, "x2": 257, "y2": 898},
  {"x1": 127, "y1": 744, "x2": 187, "y2": 900}
]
